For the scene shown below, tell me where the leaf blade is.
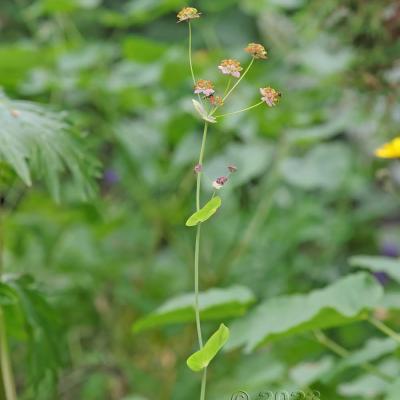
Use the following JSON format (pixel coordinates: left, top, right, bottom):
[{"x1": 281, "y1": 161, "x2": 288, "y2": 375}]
[{"x1": 186, "y1": 196, "x2": 222, "y2": 227}]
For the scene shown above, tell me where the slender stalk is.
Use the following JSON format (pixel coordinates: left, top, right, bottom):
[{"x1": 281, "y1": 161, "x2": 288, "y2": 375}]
[
  {"x1": 0, "y1": 208, "x2": 17, "y2": 400},
  {"x1": 200, "y1": 368, "x2": 207, "y2": 400},
  {"x1": 193, "y1": 122, "x2": 208, "y2": 397},
  {"x1": 188, "y1": 22, "x2": 196, "y2": 86},
  {"x1": 313, "y1": 330, "x2": 393, "y2": 383},
  {"x1": 369, "y1": 317, "x2": 400, "y2": 344},
  {"x1": 223, "y1": 77, "x2": 232, "y2": 97},
  {"x1": 215, "y1": 101, "x2": 264, "y2": 118}
]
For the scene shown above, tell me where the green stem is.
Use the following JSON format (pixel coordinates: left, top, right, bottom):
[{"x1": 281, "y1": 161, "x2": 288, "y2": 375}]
[
  {"x1": 0, "y1": 209, "x2": 17, "y2": 400},
  {"x1": 313, "y1": 330, "x2": 393, "y2": 383},
  {"x1": 188, "y1": 22, "x2": 196, "y2": 86},
  {"x1": 194, "y1": 122, "x2": 208, "y2": 382},
  {"x1": 188, "y1": 22, "x2": 203, "y2": 106},
  {"x1": 369, "y1": 317, "x2": 400, "y2": 344},
  {"x1": 215, "y1": 101, "x2": 264, "y2": 118},
  {"x1": 200, "y1": 368, "x2": 207, "y2": 400},
  {"x1": 223, "y1": 77, "x2": 232, "y2": 97}
]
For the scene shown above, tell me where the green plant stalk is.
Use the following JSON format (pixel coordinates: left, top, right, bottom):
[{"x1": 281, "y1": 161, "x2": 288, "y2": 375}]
[
  {"x1": 369, "y1": 317, "x2": 400, "y2": 344},
  {"x1": 215, "y1": 101, "x2": 264, "y2": 118},
  {"x1": 313, "y1": 330, "x2": 393, "y2": 383},
  {"x1": 0, "y1": 210, "x2": 17, "y2": 400},
  {"x1": 194, "y1": 122, "x2": 208, "y2": 399}
]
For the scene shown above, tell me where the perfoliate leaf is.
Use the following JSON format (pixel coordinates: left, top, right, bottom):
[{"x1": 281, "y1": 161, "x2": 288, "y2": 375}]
[
  {"x1": 186, "y1": 196, "x2": 222, "y2": 226},
  {"x1": 187, "y1": 323, "x2": 230, "y2": 372},
  {"x1": 192, "y1": 99, "x2": 216, "y2": 123},
  {"x1": 132, "y1": 286, "x2": 255, "y2": 333},
  {"x1": 350, "y1": 255, "x2": 400, "y2": 283},
  {"x1": 227, "y1": 273, "x2": 383, "y2": 352},
  {"x1": 0, "y1": 90, "x2": 99, "y2": 201}
]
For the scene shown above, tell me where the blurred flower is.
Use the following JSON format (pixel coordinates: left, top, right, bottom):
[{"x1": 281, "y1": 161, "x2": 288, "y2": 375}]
[
  {"x1": 228, "y1": 164, "x2": 237, "y2": 173},
  {"x1": 212, "y1": 176, "x2": 228, "y2": 190},
  {"x1": 177, "y1": 7, "x2": 201, "y2": 22},
  {"x1": 375, "y1": 137, "x2": 400, "y2": 158},
  {"x1": 209, "y1": 95, "x2": 223, "y2": 106},
  {"x1": 381, "y1": 241, "x2": 399, "y2": 258},
  {"x1": 373, "y1": 271, "x2": 390, "y2": 286},
  {"x1": 245, "y1": 43, "x2": 267, "y2": 59},
  {"x1": 194, "y1": 79, "x2": 215, "y2": 97},
  {"x1": 103, "y1": 169, "x2": 119, "y2": 185},
  {"x1": 218, "y1": 59, "x2": 243, "y2": 78},
  {"x1": 10, "y1": 109, "x2": 21, "y2": 118},
  {"x1": 194, "y1": 163, "x2": 202, "y2": 173},
  {"x1": 260, "y1": 87, "x2": 281, "y2": 107}
]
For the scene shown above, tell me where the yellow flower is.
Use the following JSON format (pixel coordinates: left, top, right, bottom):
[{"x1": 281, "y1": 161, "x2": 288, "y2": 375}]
[
  {"x1": 375, "y1": 137, "x2": 400, "y2": 158},
  {"x1": 177, "y1": 7, "x2": 201, "y2": 22}
]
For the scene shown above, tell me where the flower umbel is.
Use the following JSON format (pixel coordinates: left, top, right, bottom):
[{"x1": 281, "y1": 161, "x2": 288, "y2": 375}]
[
  {"x1": 375, "y1": 137, "x2": 400, "y2": 159},
  {"x1": 218, "y1": 59, "x2": 243, "y2": 78},
  {"x1": 177, "y1": 7, "x2": 201, "y2": 22},
  {"x1": 212, "y1": 176, "x2": 228, "y2": 190},
  {"x1": 209, "y1": 95, "x2": 224, "y2": 106},
  {"x1": 245, "y1": 43, "x2": 267, "y2": 59},
  {"x1": 260, "y1": 87, "x2": 281, "y2": 107},
  {"x1": 194, "y1": 79, "x2": 215, "y2": 97}
]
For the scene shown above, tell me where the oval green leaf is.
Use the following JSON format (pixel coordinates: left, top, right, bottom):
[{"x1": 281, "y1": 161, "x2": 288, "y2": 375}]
[
  {"x1": 187, "y1": 323, "x2": 230, "y2": 372},
  {"x1": 192, "y1": 99, "x2": 216, "y2": 123},
  {"x1": 186, "y1": 196, "x2": 222, "y2": 227}
]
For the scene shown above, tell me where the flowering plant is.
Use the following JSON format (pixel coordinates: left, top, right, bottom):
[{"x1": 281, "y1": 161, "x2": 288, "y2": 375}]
[{"x1": 177, "y1": 7, "x2": 281, "y2": 399}]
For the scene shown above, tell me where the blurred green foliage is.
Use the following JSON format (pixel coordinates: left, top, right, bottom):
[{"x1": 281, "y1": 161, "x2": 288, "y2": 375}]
[{"x1": 0, "y1": 0, "x2": 399, "y2": 399}]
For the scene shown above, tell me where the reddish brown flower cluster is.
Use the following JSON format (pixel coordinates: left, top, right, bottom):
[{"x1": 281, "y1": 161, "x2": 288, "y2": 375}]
[
  {"x1": 194, "y1": 79, "x2": 215, "y2": 97},
  {"x1": 260, "y1": 87, "x2": 281, "y2": 107},
  {"x1": 245, "y1": 43, "x2": 268, "y2": 59},
  {"x1": 218, "y1": 59, "x2": 243, "y2": 78},
  {"x1": 212, "y1": 176, "x2": 228, "y2": 190},
  {"x1": 177, "y1": 7, "x2": 201, "y2": 22}
]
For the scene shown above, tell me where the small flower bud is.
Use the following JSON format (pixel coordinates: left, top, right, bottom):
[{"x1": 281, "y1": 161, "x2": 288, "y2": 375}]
[
  {"x1": 209, "y1": 95, "x2": 223, "y2": 106},
  {"x1": 194, "y1": 163, "x2": 202, "y2": 173},
  {"x1": 228, "y1": 164, "x2": 237, "y2": 173},
  {"x1": 212, "y1": 176, "x2": 228, "y2": 190},
  {"x1": 245, "y1": 43, "x2": 268, "y2": 59},
  {"x1": 194, "y1": 79, "x2": 215, "y2": 97},
  {"x1": 177, "y1": 7, "x2": 201, "y2": 22},
  {"x1": 218, "y1": 59, "x2": 243, "y2": 78},
  {"x1": 260, "y1": 87, "x2": 281, "y2": 107}
]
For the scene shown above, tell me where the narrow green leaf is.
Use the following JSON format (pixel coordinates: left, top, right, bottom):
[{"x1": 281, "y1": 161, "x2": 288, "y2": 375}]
[
  {"x1": 132, "y1": 285, "x2": 255, "y2": 333},
  {"x1": 227, "y1": 273, "x2": 383, "y2": 352},
  {"x1": 350, "y1": 255, "x2": 400, "y2": 283},
  {"x1": 192, "y1": 99, "x2": 216, "y2": 123},
  {"x1": 187, "y1": 323, "x2": 230, "y2": 372},
  {"x1": 186, "y1": 196, "x2": 222, "y2": 227}
]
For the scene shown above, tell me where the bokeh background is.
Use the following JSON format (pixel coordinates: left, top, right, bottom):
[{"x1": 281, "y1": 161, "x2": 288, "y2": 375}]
[{"x1": 0, "y1": 0, "x2": 400, "y2": 399}]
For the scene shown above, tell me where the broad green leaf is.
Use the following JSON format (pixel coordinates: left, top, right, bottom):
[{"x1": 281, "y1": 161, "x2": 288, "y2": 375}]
[
  {"x1": 324, "y1": 337, "x2": 398, "y2": 381},
  {"x1": 227, "y1": 273, "x2": 383, "y2": 352},
  {"x1": 378, "y1": 292, "x2": 400, "y2": 310},
  {"x1": 385, "y1": 377, "x2": 400, "y2": 400},
  {"x1": 187, "y1": 323, "x2": 230, "y2": 372},
  {"x1": 280, "y1": 143, "x2": 351, "y2": 191},
  {"x1": 0, "y1": 282, "x2": 19, "y2": 305},
  {"x1": 192, "y1": 99, "x2": 216, "y2": 123},
  {"x1": 350, "y1": 255, "x2": 400, "y2": 283},
  {"x1": 186, "y1": 196, "x2": 222, "y2": 226},
  {"x1": 0, "y1": 90, "x2": 99, "y2": 201},
  {"x1": 132, "y1": 285, "x2": 255, "y2": 333},
  {"x1": 290, "y1": 356, "x2": 334, "y2": 387}
]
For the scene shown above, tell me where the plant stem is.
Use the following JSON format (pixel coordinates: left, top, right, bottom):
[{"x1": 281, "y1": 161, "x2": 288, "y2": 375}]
[
  {"x1": 0, "y1": 208, "x2": 17, "y2": 400},
  {"x1": 215, "y1": 101, "x2": 264, "y2": 118},
  {"x1": 188, "y1": 22, "x2": 196, "y2": 86},
  {"x1": 369, "y1": 317, "x2": 400, "y2": 344},
  {"x1": 200, "y1": 368, "x2": 207, "y2": 400},
  {"x1": 194, "y1": 122, "x2": 209, "y2": 397},
  {"x1": 313, "y1": 330, "x2": 393, "y2": 383}
]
